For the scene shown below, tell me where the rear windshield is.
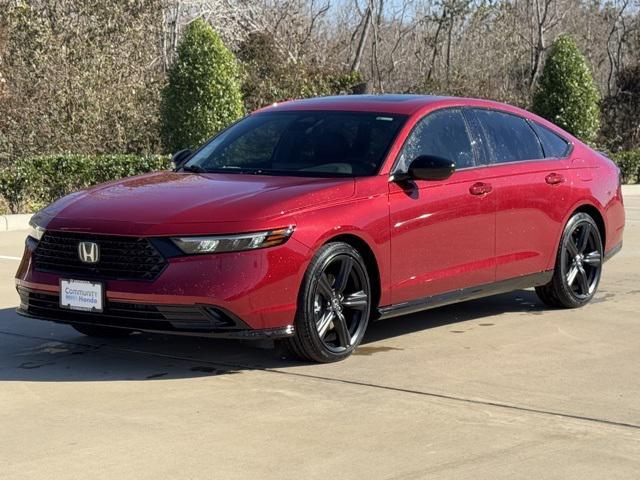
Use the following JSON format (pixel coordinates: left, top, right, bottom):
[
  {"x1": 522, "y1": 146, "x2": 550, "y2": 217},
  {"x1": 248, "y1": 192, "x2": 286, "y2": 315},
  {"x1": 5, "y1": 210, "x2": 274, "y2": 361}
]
[{"x1": 184, "y1": 111, "x2": 407, "y2": 177}]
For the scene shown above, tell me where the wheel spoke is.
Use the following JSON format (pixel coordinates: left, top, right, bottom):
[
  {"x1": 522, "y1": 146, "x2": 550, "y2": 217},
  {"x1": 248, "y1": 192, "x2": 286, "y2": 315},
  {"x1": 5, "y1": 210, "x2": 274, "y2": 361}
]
[
  {"x1": 332, "y1": 310, "x2": 351, "y2": 347},
  {"x1": 583, "y1": 251, "x2": 601, "y2": 267},
  {"x1": 317, "y1": 273, "x2": 334, "y2": 299},
  {"x1": 566, "y1": 265, "x2": 578, "y2": 286},
  {"x1": 316, "y1": 310, "x2": 335, "y2": 339},
  {"x1": 576, "y1": 265, "x2": 590, "y2": 295},
  {"x1": 566, "y1": 238, "x2": 579, "y2": 257},
  {"x1": 334, "y1": 257, "x2": 354, "y2": 293},
  {"x1": 576, "y1": 224, "x2": 591, "y2": 253},
  {"x1": 342, "y1": 290, "x2": 368, "y2": 310}
]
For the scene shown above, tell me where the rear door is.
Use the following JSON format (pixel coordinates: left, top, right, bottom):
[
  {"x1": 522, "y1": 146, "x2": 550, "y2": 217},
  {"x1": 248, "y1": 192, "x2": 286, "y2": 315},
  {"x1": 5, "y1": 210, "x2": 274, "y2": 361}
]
[
  {"x1": 388, "y1": 108, "x2": 496, "y2": 305},
  {"x1": 468, "y1": 108, "x2": 572, "y2": 281}
]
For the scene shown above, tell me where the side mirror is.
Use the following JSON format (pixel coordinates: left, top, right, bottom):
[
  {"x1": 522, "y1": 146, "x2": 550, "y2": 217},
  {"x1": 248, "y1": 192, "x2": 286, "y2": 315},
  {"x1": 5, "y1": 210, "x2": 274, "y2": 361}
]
[
  {"x1": 172, "y1": 149, "x2": 192, "y2": 169},
  {"x1": 407, "y1": 155, "x2": 456, "y2": 181}
]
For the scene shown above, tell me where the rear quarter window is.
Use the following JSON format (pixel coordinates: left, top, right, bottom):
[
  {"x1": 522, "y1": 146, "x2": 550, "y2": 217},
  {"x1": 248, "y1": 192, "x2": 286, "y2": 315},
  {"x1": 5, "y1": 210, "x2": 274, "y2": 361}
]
[{"x1": 529, "y1": 122, "x2": 571, "y2": 158}]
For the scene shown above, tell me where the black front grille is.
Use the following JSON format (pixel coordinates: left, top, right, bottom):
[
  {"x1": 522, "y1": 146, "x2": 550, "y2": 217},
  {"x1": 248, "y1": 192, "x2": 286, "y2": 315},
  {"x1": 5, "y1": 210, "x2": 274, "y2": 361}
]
[
  {"x1": 18, "y1": 289, "x2": 244, "y2": 332},
  {"x1": 33, "y1": 231, "x2": 167, "y2": 281}
]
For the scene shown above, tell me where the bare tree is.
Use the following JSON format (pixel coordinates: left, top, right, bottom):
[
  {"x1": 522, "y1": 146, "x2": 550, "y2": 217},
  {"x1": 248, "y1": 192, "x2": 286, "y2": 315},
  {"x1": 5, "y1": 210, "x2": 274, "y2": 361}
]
[
  {"x1": 519, "y1": 0, "x2": 569, "y2": 91},
  {"x1": 605, "y1": 0, "x2": 636, "y2": 95},
  {"x1": 350, "y1": 1, "x2": 372, "y2": 73}
]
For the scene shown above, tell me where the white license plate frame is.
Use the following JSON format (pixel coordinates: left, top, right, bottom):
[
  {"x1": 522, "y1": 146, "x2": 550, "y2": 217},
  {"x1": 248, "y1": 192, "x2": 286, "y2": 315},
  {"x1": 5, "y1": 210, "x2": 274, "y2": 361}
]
[{"x1": 59, "y1": 279, "x2": 104, "y2": 313}]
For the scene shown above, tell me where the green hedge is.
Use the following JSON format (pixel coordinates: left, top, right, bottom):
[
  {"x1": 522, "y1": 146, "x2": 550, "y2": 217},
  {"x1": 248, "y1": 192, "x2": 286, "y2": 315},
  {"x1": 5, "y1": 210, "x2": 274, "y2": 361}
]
[
  {"x1": 610, "y1": 150, "x2": 640, "y2": 184},
  {"x1": 0, "y1": 154, "x2": 171, "y2": 214}
]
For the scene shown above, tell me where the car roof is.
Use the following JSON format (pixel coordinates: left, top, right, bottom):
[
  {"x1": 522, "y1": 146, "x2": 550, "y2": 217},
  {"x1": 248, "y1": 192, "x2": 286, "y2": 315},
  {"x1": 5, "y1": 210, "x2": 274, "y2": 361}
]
[
  {"x1": 254, "y1": 94, "x2": 543, "y2": 119},
  {"x1": 255, "y1": 94, "x2": 450, "y2": 115}
]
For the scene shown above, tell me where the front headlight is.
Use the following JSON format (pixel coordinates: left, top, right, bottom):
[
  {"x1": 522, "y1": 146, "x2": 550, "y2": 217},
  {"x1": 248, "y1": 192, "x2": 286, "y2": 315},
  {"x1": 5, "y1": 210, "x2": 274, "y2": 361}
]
[
  {"x1": 171, "y1": 226, "x2": 295, "y2": 255},
  {"x1": 27, "y1": 214, "x2": 47, "y2": 242}
]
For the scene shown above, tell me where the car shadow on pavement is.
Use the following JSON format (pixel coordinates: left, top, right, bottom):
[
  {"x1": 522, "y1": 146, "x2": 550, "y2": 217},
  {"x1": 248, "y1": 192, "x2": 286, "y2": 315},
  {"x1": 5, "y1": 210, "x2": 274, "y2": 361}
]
[
  {"x1": 0, "y1": 289, "x2": 545, "y2": 382},
  {"x1": 363, "y1": 288, "x2": 545, "y2": 343}
]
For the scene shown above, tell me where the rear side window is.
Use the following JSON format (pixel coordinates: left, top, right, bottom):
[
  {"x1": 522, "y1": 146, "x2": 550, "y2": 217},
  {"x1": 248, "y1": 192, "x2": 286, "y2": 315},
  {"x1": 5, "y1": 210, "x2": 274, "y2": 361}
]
[
  {"x1": 397, "y1": 108, "x2": 475, "y2": 171},
  {"x1": 473, "y1": 109, "x2": 543, "y2": 163},
  {"x1": 529, "y1": 122, "x2": 571, "y2": 158}
]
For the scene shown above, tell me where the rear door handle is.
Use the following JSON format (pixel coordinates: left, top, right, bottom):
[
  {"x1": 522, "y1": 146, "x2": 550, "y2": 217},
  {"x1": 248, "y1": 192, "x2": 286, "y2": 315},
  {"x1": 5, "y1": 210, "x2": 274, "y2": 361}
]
[
  {"x1": 469, "y1": 182, "x2": 492, "y2": 195},
  {"x1": 545, "y1": 172, "x2": 565, "y2": 185}
]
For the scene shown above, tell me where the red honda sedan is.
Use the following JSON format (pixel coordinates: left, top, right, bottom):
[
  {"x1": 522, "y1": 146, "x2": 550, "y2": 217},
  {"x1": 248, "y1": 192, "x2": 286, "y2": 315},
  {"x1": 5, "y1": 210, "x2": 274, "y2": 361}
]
[{"x1": 16, "y1": 95, "x2": 625, "y2": 362}]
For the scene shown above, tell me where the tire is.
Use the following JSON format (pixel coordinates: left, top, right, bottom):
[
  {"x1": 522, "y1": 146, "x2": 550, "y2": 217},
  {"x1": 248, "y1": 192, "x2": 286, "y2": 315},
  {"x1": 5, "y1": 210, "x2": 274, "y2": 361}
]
[
  {"x1": 71, "y1": 323, "x2": 133, "y2": 338},
  {"x1": 536, "y1": 212, "x2": 603, "y2": 308},
  {"x1": 284, "y1": 242, "x2": 372, "y2": 363}
]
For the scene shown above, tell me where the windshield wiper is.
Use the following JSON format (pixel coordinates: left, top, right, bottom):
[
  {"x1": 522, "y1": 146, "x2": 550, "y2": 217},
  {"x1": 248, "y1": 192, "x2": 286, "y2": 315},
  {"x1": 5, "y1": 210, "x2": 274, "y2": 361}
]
[
  {"x1": 213, "y1": 166, "x2": 271, "y2": 175},
  {"x1": 181, "y1": 164, "x2": 208, "y2": 174}
]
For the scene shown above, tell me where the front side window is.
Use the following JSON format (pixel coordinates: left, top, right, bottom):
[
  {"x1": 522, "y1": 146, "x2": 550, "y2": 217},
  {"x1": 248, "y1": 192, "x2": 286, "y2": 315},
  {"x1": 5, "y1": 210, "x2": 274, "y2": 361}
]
[
  {"x1": 396, "y1": 108, "x2": 475, "y2": 172},
  {"x1": 184, "y1": 111, "x2": 406, "y2": 177},
  {"x1": 473, "y1": 109, "x2": 543, "y2": 163},
  {"x1": 529, "y1": 122, "x2": 571, "y2": 158}
]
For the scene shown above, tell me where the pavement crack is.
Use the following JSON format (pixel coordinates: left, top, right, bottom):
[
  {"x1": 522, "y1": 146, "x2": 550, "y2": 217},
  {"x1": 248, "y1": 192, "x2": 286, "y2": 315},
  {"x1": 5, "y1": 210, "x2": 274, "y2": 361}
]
[
  {"x1": 264, "y1": 370, "x2": 640, "y2": 431},
  {"x1": 1, "y1": 329, "x2": 639, "y2": 431}
]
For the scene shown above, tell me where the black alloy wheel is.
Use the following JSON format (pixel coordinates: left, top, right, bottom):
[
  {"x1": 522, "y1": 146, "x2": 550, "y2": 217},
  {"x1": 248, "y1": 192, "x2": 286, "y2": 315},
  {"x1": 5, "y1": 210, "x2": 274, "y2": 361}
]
[
  {"x1": 285, "y1": 242, "x2": 372, "y2": 362},
  {"x1": 536, "y1": 212, "x2": 603, "y2": 308}
]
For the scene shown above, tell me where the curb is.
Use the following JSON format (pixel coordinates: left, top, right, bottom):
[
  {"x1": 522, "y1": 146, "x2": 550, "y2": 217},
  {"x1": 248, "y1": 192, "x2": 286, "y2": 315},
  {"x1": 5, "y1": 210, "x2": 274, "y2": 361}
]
[
  {"x1": 621, "y1": 184, "x2": 640, "y2": 196},
  {"x1": 0, "y1": 214, "x2": 32, "y2": 232}
]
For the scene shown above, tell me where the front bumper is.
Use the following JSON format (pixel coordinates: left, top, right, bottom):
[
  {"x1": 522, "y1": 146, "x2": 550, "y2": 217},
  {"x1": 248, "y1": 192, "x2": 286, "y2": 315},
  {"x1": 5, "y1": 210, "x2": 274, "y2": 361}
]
[
  {"x1": 15, "y1": 234, "x2": 312, "y2": 337},
  {"x1": 17, "y1": 287, "x2": 294, "y2": 338}
]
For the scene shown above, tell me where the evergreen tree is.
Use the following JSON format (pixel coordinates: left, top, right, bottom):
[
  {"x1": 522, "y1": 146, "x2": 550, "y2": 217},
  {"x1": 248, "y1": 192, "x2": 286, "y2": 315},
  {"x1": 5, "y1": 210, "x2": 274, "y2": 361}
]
[
  {"x1": 532, "y1": 35, "x2": 600, "y2": 143},
  {"x1": 162, "y1": 18, "x2": 244, "y2": 151}
]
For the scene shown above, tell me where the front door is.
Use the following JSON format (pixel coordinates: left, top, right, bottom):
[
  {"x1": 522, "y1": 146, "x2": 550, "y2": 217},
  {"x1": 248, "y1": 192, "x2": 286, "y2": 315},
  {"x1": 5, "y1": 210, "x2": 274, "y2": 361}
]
[{"x1": 388, "y1": 108, "x2": 496, "y2": 305}]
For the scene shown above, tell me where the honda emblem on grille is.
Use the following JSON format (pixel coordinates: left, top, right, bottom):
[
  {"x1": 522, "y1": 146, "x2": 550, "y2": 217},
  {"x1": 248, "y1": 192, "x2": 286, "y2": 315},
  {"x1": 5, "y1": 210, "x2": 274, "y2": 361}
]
[{"x1": 78, "y1": 241, "x2": 100, "y2": 264}]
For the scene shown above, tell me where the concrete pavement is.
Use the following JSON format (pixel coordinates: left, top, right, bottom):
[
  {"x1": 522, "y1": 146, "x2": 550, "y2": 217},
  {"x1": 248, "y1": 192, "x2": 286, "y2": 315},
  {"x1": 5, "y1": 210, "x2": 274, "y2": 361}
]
[{"x1": 0, "y1": 198, "x2": 639, "y2": 479}]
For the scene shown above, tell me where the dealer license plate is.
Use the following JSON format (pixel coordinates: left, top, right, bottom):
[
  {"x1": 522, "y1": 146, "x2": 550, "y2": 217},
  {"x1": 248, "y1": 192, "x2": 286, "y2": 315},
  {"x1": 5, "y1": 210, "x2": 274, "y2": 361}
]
[{"x1": 59, "y1": 279, "x2": 104, "y2": 312}]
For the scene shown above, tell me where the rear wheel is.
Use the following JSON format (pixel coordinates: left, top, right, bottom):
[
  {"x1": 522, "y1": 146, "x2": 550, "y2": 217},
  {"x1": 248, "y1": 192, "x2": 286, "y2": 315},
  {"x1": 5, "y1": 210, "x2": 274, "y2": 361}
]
[
  {"x1": 71, "y1": 324, "x2": 133, "y2": 338},
  {"x1": 284, "y1": 242, "x2": 372, "y2": 363},
  {"x1": 536, "y1": 212, "x2": 603, "y2": 308}
]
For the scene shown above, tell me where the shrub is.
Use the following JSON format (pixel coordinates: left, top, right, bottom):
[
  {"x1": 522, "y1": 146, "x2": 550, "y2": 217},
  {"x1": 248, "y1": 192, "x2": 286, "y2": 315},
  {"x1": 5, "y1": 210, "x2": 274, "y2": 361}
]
[
  {"x1": 532, "y1": 35, "x2": 600, "y2": 143},
  {"x1": 161, "y1": 18, "x2": 244, "y2": 152},
  {"x1": 610, "y1": 150, "x2": 640, "y2": 184},
  {"x1": 0, "y1": 154, "x2": 170, "y2": 214},
  {"x1": 0, "y1": 1, "x2": 165, "y2": 165}
]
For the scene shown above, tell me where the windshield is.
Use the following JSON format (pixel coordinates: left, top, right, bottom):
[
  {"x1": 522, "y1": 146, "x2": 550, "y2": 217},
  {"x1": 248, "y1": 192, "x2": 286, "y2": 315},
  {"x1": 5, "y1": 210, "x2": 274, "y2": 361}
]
[{"x1": 183, "y1": 111, "x2": 407, "y2": 177}]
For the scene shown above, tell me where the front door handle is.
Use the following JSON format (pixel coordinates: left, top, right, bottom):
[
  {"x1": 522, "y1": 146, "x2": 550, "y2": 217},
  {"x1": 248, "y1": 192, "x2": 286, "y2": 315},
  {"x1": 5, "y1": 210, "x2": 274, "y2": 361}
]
[
  {"x1": 469, "y1": 182, "x2": 492, "y2": 195},
  {"x1": 545, "y1": 172, "x2": 565, "y2": 185}
]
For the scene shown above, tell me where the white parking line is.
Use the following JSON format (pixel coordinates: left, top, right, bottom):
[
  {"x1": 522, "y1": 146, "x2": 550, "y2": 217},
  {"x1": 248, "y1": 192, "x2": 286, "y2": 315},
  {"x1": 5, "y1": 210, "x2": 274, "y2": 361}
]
[{"x1": 0, "y1": 255, "x2": 21, "y2": 261}]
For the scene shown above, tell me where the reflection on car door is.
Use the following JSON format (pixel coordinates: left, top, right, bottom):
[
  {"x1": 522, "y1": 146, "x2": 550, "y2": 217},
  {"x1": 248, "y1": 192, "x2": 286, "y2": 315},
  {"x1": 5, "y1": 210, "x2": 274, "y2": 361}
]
[
  {"x1": 388, "y1": 108, "x2": 496, "y2": 305},
  {"x1": 468, "y1": 108, "x2": 572, "y2": 281}
]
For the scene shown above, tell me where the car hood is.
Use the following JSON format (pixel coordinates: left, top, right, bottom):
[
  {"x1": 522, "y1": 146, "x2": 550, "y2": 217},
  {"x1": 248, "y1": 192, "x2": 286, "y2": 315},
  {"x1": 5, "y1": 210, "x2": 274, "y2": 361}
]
[{"x1": 43, "y1": 171, "x2": 355, "y2": 235}]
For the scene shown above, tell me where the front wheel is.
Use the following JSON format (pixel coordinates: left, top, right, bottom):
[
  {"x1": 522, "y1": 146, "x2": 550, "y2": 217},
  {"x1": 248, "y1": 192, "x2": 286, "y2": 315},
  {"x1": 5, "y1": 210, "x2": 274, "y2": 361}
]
[
  {"x1": 536, "y1": 212, "x2": 603, "y2": 308},
  {"x1": 284, "y1": 242, "x2": 372, "y2": 363}
]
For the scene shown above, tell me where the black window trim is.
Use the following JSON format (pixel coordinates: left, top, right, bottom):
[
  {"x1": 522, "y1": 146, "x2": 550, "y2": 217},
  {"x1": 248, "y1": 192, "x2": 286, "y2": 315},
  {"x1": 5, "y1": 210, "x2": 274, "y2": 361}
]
[{"x1": 389, "y1": 106, "x2": 481, "y2": 177}]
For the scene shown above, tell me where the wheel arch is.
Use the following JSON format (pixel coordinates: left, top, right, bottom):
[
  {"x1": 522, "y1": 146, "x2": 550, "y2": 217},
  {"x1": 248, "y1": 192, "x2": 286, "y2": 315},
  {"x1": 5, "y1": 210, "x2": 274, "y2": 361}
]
[
  {"x1": 323, "y1": 233, "x2": 382, "y2": 311},
  {"x1": 571, "y1": 203, "x2": 606, "y2": 249}
]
